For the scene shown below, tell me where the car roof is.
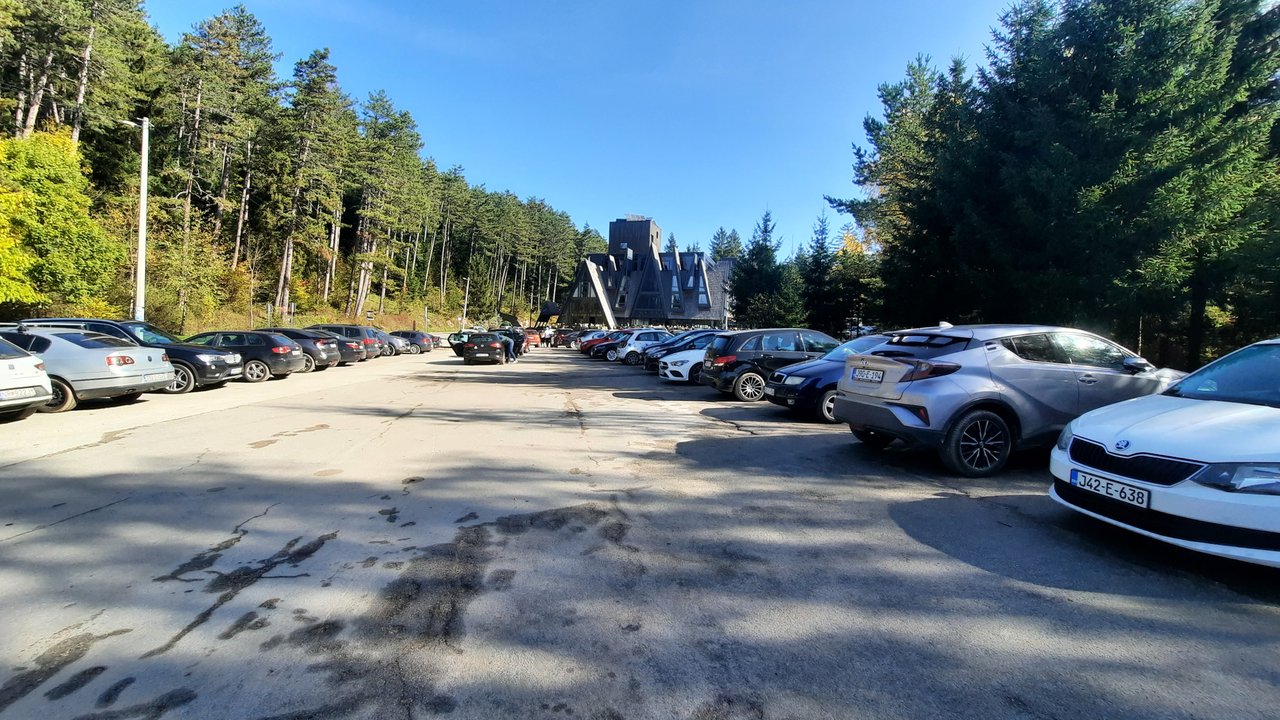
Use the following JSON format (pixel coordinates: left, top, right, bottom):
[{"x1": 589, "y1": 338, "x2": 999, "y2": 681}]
[{"x1": 886, "y1": 324, "x2": 1104, "y2": 340}]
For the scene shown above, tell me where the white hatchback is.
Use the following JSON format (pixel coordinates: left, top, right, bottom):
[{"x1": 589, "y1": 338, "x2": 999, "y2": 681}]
[
  {"x1": 657, "y1": 347, "x2": 706, "y2": 383},
  {"x1": 0, "y1": 335, "x2": 52, "y2": 421},
  {"x1": 1050, "y1": 338, "x2": 1280, "y2": 568}
]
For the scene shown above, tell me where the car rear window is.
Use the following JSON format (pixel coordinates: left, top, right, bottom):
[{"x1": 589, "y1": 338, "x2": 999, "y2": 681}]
[
  {"x1": 873, "y1": 334, "x2": 971, "y2": 359},
  {"x1": 266, "y1": 334, "x2": 294, "y2": 346},
  {"x1": 708, "y1": 336, "x2": 732, "y2": 355},
  {"x1": 0, "y1": 336, "x2": 27, "y2": 359},
  {"x1": 57, "y1": 332, "x2": 135, "y2": 349},
  {"x1": 470, "y1": 334, "x2": 500, "y2": 343}
]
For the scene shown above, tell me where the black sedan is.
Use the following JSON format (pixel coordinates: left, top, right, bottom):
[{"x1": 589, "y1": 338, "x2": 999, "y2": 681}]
[
  {"x1": 258, "y1": 327, "x2": 342, "y2": 372},
  {"x1": 186, "y1": 331, "x2": 307, "y2": 382},
  {"x1": 391, "y1": 330, "x2": 434, "y2": 353},
  {"x1": 462, "y1": 333, "x2": 508, "y2": 365},
  {"x1": 307, "y1": 328, "x2": 367, "y2": 364}
]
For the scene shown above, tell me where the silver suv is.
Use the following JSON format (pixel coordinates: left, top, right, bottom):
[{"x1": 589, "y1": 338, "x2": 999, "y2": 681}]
[{"x1": 832, "y1": 324, "x2": 1184, "y2": 477}]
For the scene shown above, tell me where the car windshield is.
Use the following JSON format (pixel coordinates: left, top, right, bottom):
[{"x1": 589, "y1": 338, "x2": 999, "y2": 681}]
[
  {"x1": 1163, "y1": 343, "x2": 1280, "y2": 408},
  {"x1": 823, "y1": 336, "x2": 888, "y2": 361},
  {"x1": 124, "y1": 322, "x2": 182, "y2": 345},
  {"x1": 0, "y1": 337, "x2": 27, "y2": 359},
  {"x1": 57, "y1": 332, "x2": 135, "y2": 349}
]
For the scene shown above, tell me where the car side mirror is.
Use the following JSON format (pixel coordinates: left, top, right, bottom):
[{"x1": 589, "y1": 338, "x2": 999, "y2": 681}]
[{"x1": 1123, "y1": 356, "x2": 1155, "y2": 374}]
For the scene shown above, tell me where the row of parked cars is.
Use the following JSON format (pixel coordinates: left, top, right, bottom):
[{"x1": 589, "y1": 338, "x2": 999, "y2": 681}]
[
  {"x1": 564, "y1": 323, "x2": 1280, "y2": 569},
  {"x1": 0, "y1": 318, "x2": 444, "y2": 418}
]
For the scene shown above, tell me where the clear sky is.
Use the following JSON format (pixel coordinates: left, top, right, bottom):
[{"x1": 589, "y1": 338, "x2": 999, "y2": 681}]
[{"x1": 145, "y1": 0, "x2": 1012, "y2": 257}]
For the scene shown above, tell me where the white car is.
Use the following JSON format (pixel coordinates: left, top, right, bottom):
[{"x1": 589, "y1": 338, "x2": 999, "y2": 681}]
[
  {"x1": 616, "y1": 330, "x2": 672, "y2": 365},
  {"x1": 0, "y1": 336, "x2": 52, "y2": 421},
  {"x1": 1050, "y1": 337, "x2": 1280, "y2": 568},
  {"x1": 657, "y1": 347, "x2": 706, "y2": 383}
]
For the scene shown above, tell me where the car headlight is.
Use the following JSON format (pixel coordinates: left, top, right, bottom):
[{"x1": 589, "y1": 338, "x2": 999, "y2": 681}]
[
  {"x1": 228, "y1": 353, "x2": 241, "y2": 364},
  {"x1": 1191, "y1": 464, "x2": 1280, "y2": 495},
  {"x1": 196, "y1": 353, "x2": 221, "y2": 363},
  {"x1": 1055, "y1": 420, "x2": 1076, "y2": 451},
  {"x1": 670, "y1": 360, "x2": 688, "y2": 367},
  {"x1": 783, "y1": 375, "x2": 805, "y2": 385}
]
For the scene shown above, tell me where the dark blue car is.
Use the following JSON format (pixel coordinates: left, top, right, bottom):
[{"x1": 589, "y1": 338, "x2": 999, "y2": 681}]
[{"x1": 763, "y1": 335, "x2": 889, "y2": 422}]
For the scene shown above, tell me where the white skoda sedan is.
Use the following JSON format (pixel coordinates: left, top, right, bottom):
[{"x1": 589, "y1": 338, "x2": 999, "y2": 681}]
[{"x1": 1050, "y1": 338, "x2": 1280, "y2": 568}]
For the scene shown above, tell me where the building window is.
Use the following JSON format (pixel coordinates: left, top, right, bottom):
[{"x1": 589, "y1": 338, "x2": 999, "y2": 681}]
[{"x1": 616, "y1": 293, "x2": 626, "y2": 308}]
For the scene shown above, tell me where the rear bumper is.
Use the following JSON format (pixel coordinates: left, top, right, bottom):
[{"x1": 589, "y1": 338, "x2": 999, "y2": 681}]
[
  {"x1": 77, "y1": 373, "x2": 175, "y2": 399},
  {"x1": 832, "y1": 394, "x2": 944, "y2": 446},
  {"x1": 699, "y1": 367, "x2": 732, "y2": 392},
  {"x1": 269, "y1": 356, "x2": 306, "y2": 374},
  {"x1": 0, "y1": 385, "x2": 53, "y2": 411}
]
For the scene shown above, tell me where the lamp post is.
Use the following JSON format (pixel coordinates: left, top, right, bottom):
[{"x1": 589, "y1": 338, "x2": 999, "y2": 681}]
[{"x1": 120, "y1": 117, "x2": 150, "y2": 321}]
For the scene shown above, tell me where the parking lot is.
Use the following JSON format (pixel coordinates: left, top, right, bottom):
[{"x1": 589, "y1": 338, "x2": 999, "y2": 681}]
[{"x1": 1, "y1": 347, "x2": 1277, "y2": 720}]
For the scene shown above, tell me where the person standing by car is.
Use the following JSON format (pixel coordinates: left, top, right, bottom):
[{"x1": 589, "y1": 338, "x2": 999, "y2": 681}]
[{"x1": 500, "y1": 333, "x2": 516, "y2": 363}]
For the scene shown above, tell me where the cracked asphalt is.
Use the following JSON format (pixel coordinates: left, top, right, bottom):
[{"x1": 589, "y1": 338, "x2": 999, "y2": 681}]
[{"x1": 0, "y1": 348, "x2": 1277, "y2": 719}]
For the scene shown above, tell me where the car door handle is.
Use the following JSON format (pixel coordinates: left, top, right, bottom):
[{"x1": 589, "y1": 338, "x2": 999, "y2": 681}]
[{"x1": 1078, "y1": 375, "x2": 1098, "y2": 385}]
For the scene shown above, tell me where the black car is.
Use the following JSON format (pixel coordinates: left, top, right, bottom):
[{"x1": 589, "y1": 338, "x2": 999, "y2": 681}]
[
  {"x1": 644, "y1": 329, "x2": 720, "y2": 370},
  {"x1": 186, "y1": 330, "x2": 306, "y2": 382},
  {"x1": 307, "y1": 324, "x2": 384, "y2": 359},
  {"x1": 763, "y1": 334, "x2": 890, "y2": 421},
  {"x1": 391, "y1": 331, "x2": 434, "y2": 354},
  {"x1": 23, "y1": 317, "x2": 243, "y2": 394},
  {"x1": 699, "y1": 328, "x2": 842, "y2": 401},
  {"x1": 307, "y1": 328, "x2": 367, "y2": 364},
  {"x1": 492, "y1": 328, "x2": 527, "y2": 356},
  {"x1": 462, "y1": 333, "x2": 508, "y2": 365},
  {"x1": 258, "y1": 327, "x2": 342, "y2": 372}
]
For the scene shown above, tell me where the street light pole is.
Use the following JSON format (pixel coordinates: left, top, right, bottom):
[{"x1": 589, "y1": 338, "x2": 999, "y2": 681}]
[{"x1": 121, "y1": 117, "x2": 150, "y2": 321}]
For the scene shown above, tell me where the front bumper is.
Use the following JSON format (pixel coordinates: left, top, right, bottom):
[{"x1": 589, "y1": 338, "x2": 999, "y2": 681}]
[
  {"x1": 1049, "y1": 447, "x2": 1280, "y2": 568},
  {"x1": 832, "y1": 393, "x2": 944, "y2": 446},
  {"x1": 658, "y1": 361, "x2": 693, "y2": 382},
  {"x1": 763, "y1": 382, "x2": 817, "y2": 409},
  {"x1": 194, "y1": 360, "x2": 242, "y2": 385}
]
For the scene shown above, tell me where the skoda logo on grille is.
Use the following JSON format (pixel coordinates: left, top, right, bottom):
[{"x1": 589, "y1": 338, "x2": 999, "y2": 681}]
[{"x1": 1115, "y1": 440, "x2": 1131, "y2": 451}]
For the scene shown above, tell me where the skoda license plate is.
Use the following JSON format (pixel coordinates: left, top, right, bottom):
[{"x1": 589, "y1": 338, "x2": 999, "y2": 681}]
[
  {"x1": 853, "y1": 368, "x2": 884, "y2": 383},
  {"x1": 1070, "y1": 470, "x2": 1150, "y2": 508}
]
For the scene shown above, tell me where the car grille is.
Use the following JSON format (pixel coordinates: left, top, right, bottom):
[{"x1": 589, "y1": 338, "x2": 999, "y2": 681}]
[
  {"x1": 1068, "y1": 438, "x2": 1202, "y2": 487},
  {"x1": 659, "y1": 361, "x2": 669, "y2": 370}
]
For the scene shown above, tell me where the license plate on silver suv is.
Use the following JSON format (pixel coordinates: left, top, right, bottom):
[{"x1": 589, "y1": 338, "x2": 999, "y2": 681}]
[
  {"x1": 852, "y1": 368, "x2": 884, "y2": 383},
  {"x1": 1070, "y1": 469, "x2": 1150, "y2": 508}
]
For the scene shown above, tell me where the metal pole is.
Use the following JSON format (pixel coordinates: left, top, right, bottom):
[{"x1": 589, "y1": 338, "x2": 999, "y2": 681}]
[{"x1": 134, "y1": 117, "x2": 150, "y2": 321}]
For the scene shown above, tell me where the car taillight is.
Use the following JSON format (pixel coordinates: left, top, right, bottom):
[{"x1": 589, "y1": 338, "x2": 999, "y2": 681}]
[
  {"x1": 464, "y1": 343, "x2": 475, "y2": 348},
  {"x1": 489, "y1": 342, "x2": 501, "y2": 348},
  {"x1": 271, "y1": 346, "x2": 291, "y2": 354},
  {"x1": 711, "y1": 354, "x2": 735, "y2": 366},
  {"x1": 346, "y1": 342, "x2": 360, "y2": 349},
  {"x1": 896, "y1": 359, "x2": 961, "y2": 382},
  {"x1": 35, "y1": 362, "x2": 44, "y2": 371},
  {"x1": 106, "y1": 355, "x2": 135, "y2": 366},
  {"x1": 363, "y1": 338, "x2": 377, "y2": 345},
  {"x1": 161, "y1": 353, "x2": 169, "y2": 362}
]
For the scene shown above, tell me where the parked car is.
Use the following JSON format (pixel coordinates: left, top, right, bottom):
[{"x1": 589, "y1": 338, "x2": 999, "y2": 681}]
[
  {"x1": 580, "y1": 330, "x2": 626, "y2": 355},
  {"x1": 0, "y1": 335, "x2": 52, "y2": 421},
  {"x1": 834, "y1": 324, "x2": 1185, "y2": 477},
  {"x1": 0, "y1": 327, "x2": 175, "y2": 412},
  {"x1": 186, "y1": 330, "x2": 306, "y2": 382},
  {"x1": 765, "y1": 335, "x2": 891, "y2": 422},
  {"x1": 644, "y1": 329, "x2": 720, "y2": 371},
  {"x1": 374, "y1": 330, "x2": 411, "y2": 356},
  {"x1": 24, "y1": 317, "x2": 242, "y2": 394},
  {"x1": 572, "y1": 330, "x2": 607, "y2": 350},
  {"x1": 307, "y1": 324, "x2": 384, "y2": 359},
  {"x1": 658, "y1": 345, "x2": 713, "y2": 384},
  {"x1": 493, "y1": 327, "x2": 528, "y2": 356},
  {"x1": 616, "y1": 329, "x2": 673, "y2": 365},
  {"x1": 524, "y1": 329, "x2": 543, "y2": 349},
  {"x1": 700, "y1": 328, "x2": 842, "y2": 402},
  {"x1": 391, "y1": 330, "x2": 435, "y2": 354},
  {"x1": 592, "y1": 329, "x2": 659, "y2": 361},
  {"x1": 552, "y1": 329, "x2": 577, "y2": 347},
  {"x1": 462, "y1": 333, "x2": 509, "y2": 365},
  {"x1": 446, "y1": 331, "x2": 474, "y2": 357},
  {"x1": 307, "y1": 328, "x2": 367, "y2": 364},
  {"x1": 258, "y1": 328, "x2": 341, "y2": 372},
  {"x1": 1050, "y1": 337, "x2": 1280, "y2": 568}
]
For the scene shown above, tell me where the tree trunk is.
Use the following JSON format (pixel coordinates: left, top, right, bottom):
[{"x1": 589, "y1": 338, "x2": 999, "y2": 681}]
[
  {"x1": 14, "y1": 50, "x2": 28, "y2": 136},
  {"x1": 1187, "y1": 266, "x2": 1208, "y2": 369},
  {"x1": 21, "y1": 50, "x2": 55, "y2": 138},
  {"x1": 179, "y1": 80, "x2": 204, "y2": 331},
  {"x1": 231, "y1": 141, "x2": 253, "y2": 270},
  {"x1": 70, "y1": 11, "x2": 98, "y2": 143},
  {"x1": 323, "y1": 205, "x2": 340, "y2": 301},
  {"x1": 211, "y1": 143, "x2": 232, "y2": 238}
]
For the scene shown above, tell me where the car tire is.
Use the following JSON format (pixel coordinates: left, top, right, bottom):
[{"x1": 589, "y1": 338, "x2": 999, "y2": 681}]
[
  {"x1": 163, "y1": 363, "x2": 196, "y2": 394},
  {"x1": 818, "y1": 390, "x2": 839, "y2": 423},
  {"x1": 243, "y1": 359, "x2": 270, "y2": 383},
  {"x1": 852, "y1": 428, "x2": 894, "y2": 449},
  {"x1": 941, "y1": 409, "x2": 1012, "y2": 477},
  {"x1": 300, "y1": 354, "x2": 317, "y2": 373},
  {"x1": 408, "y1": 344, "x2": 421, "y2": 354},
  {"x1": 605, "y1": 349, "x2": 619, "y2": 362},
  {"x1": 0, "y1": 406, "x2": 37, "y2": 423},
  {"x1": 733, "y1": 372, "x2": 766, "y2": 402},
  {"x1": 689, "y1": 364, "x2": 702, "y2": 384},
  {"x1": 624, "y1": 351, "x2": 640, "y2": 366},
  {"x1": 39, "y1": 378, "x2": 77, "y2": 413}
]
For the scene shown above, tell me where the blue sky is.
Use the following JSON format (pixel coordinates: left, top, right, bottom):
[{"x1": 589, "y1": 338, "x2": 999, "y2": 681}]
[{"x1": 146, "y1": 1, "x2": 1012, "y2": 257}]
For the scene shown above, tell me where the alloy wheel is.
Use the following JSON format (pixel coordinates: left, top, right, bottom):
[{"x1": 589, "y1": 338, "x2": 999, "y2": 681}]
[{"x1": 735, "y1": 373, "x2": 765, "y2": 402}]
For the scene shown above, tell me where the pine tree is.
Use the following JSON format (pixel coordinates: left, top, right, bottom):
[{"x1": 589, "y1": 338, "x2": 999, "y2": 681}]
[{"x1": 709, "y1": 226, "x2": 743, "y2": 261}]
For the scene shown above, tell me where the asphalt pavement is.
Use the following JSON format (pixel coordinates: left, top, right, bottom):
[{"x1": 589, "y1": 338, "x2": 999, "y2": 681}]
[{"x1": 0, "y1": 347, "x2": 1276, "y2": 720}]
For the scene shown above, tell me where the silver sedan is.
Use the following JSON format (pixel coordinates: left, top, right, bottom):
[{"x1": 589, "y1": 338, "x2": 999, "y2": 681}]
[{"x1": 0, "y1": 327, "x2": 175, "y2": 412}]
